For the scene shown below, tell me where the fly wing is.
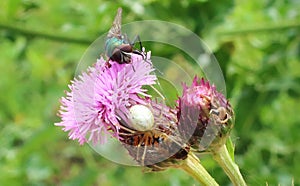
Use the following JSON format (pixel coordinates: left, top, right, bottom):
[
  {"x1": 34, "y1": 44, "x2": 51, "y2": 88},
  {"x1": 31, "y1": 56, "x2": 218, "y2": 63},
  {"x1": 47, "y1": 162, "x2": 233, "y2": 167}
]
[{"x1": 107, "y1": 7, "x2": 122, "y2": 39}]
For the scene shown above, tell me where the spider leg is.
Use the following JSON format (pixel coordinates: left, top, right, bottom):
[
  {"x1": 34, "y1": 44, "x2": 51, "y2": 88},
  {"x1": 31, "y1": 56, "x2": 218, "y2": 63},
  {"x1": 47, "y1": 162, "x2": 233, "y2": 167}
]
[
  {"x1": 136, "y1": 132, "x2": 154, "y2": 166},
  {"x1": 140, "y1": 143, "x2": 147, "y2": 166},
  {"x1": 136, "y1": 135, "x2": 144, "y2": 164},
  {"x1": 117, "y1": 124, "x2": 136, "y2": 133},
  {"x1": 154, "y1": 129, "x2": 185, "y2": 149},
  {"x1": 149, "y1": 164, "x2": 165, "y2": 171},
  {"x1": 149, "y1": 85, "x2": 165, "y2": 102}
]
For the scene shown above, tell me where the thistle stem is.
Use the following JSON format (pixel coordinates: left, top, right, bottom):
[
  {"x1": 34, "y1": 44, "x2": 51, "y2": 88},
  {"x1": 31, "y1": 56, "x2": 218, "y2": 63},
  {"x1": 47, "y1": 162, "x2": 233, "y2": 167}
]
[
  {"x1": 211, "y1": 144, "x2": 247, "y2": 186},
  {"x1": 179, "y1": 153, "x2": 219, "y2": 186}
]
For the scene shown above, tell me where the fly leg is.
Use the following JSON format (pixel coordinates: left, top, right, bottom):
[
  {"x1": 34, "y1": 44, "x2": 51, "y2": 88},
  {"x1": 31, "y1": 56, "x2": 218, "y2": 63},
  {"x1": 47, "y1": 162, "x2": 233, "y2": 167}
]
[
  {"x1": 130, "y1": 35, "x2": 148, "y2": 60},
  {"x1": 130, "y1": 35, "x2": 143, "y2": 51},
  {"x1": 120, "y1": 51, "x2": 136, "y2": 71}
]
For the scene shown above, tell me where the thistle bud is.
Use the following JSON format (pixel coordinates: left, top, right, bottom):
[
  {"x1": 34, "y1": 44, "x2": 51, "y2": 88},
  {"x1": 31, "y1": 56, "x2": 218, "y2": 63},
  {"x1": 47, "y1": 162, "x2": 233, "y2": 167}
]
[{"x1": 177, "y1": 77, "x2": 234, "y2": 152}]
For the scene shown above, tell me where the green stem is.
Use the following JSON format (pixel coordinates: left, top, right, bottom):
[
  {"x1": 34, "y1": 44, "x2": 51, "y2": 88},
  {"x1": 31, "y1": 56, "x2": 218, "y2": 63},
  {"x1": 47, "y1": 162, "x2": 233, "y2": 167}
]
[
  {"x1": 217, "y1": 22, "x2": 300, "y2": 36},
  {"x1": 179, "y1": 153, "x2": 219, "y2": 186},
  {"x1": 212, "y1": 144, "x2": 247, "y2": 186},
  {"x1": 0, "y1": 23, "x2": 93, "y2": 45},
  {"x1": 2, "y1": 22, "x2": 299, "y2": 43}
]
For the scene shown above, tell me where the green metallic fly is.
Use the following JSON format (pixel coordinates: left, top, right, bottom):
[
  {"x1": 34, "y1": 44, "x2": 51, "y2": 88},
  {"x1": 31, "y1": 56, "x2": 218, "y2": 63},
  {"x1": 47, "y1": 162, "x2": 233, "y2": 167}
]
[
  {"x1": 105, "y1": 8, "x2": 143, "y2": 66},
  {"x1": 105, "y1": 8, "x2": 165, "y2": 100}
]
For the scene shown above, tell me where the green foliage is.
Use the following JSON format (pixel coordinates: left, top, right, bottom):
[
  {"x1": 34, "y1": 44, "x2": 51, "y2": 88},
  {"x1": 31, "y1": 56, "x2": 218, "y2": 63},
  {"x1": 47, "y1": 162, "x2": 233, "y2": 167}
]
[{"x1": 0, "y1": 0, "x2": 299, "y2": 185}]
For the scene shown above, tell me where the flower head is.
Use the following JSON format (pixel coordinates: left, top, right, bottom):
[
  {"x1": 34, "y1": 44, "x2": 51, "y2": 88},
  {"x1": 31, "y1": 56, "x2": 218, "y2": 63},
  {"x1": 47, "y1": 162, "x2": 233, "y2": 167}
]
[
  {"x1": 177, "y1": 77, "x2": 234, "y2": 151},
  {"x1": 55, "y1": 52, "x2": 156, "y2": 145}
]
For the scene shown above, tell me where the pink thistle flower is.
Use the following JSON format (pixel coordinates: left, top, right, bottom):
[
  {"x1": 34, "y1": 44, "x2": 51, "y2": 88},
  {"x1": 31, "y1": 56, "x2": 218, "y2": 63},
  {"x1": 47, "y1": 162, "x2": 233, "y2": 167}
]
[
  {"x1": 55, "y1": 52, "x2": 156, "y2": 145},
  {"x1": 177, "y1": 77, "x2": 234, "y2": 151}
]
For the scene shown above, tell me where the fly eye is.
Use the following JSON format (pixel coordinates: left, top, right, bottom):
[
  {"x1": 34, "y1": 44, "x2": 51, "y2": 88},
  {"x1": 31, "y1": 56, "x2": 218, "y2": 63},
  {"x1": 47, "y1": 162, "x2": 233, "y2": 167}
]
[{"x1": 129, "y1": 105, "x2": 154, "y2": 131}]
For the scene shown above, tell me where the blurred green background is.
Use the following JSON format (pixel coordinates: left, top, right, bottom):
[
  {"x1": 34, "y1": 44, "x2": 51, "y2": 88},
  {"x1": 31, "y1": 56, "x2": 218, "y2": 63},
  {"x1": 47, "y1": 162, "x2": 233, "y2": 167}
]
[{"x1": 1, "y1": 0, "x2": 300, "y2": 185}]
